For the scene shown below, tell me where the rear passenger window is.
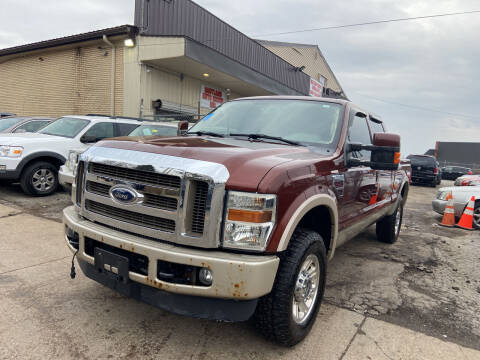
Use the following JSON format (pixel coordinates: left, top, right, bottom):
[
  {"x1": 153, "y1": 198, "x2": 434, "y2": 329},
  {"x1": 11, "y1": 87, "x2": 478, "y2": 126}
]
[
  {"x1": 116, "y1": 123, "x2": 139, "y2": 136},
  {"x1": 348, "y1": 112, "x2": 371, "y2": 160}
]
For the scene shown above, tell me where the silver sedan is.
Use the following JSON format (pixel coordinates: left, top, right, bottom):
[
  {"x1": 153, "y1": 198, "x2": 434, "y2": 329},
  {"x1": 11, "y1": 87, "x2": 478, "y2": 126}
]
[{"x1": 432, "y1": 186, "x2": 480, "y2": 229}]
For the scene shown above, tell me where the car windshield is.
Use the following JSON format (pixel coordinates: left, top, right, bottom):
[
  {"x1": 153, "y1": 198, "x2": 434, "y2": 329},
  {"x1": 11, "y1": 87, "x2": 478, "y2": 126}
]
[
  {"x1": 407, "y1": 156, "x2": 435, "y2": 166},
  {"x1": 39, "y1": 117, "x2": 90, "y2": 138},
  {"x1": 0, "y1": 117, "x2": 26, "y2": 131},
  {"x1": 188, "y1": 99, "x2": 344, "y2": 148},
  {"x1": 129, "y1": 125, "x2": 178, "y2": 137}
]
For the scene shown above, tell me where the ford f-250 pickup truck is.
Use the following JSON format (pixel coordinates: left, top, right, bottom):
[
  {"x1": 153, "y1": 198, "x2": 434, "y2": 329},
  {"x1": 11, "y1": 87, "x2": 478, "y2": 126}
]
[{"x1": 64, "y1": 96, "x2": 410, "y2": 346}]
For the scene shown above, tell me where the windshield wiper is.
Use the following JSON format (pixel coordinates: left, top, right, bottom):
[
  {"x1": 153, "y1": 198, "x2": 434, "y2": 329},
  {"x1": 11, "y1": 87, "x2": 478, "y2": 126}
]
[
  {"x1": 230, "y1": 133, "x2": 301, "y2": 146},
  {"x1": 187, "y1": 131, "x2": 224, "y2": 138}
]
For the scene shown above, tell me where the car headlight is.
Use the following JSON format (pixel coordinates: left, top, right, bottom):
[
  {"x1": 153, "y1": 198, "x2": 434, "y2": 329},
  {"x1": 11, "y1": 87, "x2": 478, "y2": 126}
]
[
  {"x1": 0, "y1": 145, "x2": 23, "y2": 158},
  {"x1": 437, "y1": 191, "x2": 449, "y2": 200},
  {"x1": 223, "y1": 191, "x2": 277, "y2": 252},
  {"x1": 66, "y1": 150, "x2": 80, "y2": 172}
]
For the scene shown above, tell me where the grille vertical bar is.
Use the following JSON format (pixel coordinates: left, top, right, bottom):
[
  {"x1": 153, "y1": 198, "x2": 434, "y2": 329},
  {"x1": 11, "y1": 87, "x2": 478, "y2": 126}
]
[
  {"x1": 75, "y1": 161, "x2": 85, "y2": 206},
  {"x1": 190, "y1": 180, "x2": 209, "y2": 235}
]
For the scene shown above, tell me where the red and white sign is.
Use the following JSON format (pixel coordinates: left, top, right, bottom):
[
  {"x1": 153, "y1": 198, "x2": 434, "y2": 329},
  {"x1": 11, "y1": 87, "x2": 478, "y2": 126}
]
[
  {"x1": 309, "y1": 78, "x2": 324, "y2": 98},
  {"x1": 200, "y1": 85, "x2": 226, "y2": 109}
]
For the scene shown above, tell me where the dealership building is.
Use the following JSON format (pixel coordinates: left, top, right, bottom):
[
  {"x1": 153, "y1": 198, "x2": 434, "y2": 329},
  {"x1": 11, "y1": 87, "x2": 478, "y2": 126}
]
[{"x1": 0, "y1": 0, "x2": 344, "y2": 119}]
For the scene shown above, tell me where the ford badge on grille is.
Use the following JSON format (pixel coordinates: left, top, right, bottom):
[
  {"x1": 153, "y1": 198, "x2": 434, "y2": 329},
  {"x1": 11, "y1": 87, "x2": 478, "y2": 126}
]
[{"x1": 109, "y1": 185, "x2": 144, "y2": 205}]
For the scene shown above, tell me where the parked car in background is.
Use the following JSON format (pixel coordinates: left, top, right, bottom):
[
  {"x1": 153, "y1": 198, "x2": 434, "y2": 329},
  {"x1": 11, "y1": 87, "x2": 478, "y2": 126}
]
[
  {"x1": 58, "y1": 120, "x2": 189, "y2": 189},
  {"x1": 0, "y1": 115, "x2": 141, "y2": 196},
  {"x1": 0, "y1": 116, "x2": 52, "y2": 134},
  {"x1": 0, "y1": 112, "x2": 15, "y2": 118},
  {"x1": 454, "y1": 175, "x2": 480, "y2": 186},
  {"x1": 433, "y1": 186, "x2": 480, "y2": 229},
  {"x1": 441, "y1": 166, "x2": 472, "y2": 180},
  {"x1": 407, "y1": 154, "x2": 441, "y2": 186}
]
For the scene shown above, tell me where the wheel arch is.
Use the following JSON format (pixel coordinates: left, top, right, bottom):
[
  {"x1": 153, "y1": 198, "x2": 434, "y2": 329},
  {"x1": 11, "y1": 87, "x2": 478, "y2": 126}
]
[
  {"x1": 18, "y1": 152, "x2": 66, "y2": 175},
  {"x1": 276, "y1": 194, "x2": 338, "y2": 260}
]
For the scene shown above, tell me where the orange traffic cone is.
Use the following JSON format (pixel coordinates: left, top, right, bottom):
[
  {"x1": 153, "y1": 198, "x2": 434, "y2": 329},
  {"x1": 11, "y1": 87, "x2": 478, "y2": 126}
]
[
  {"x1": 440, "y1": 192, "x2": 456, "y2": 227},
  {"x1": 369, "y1": 184, "x2": 380, "y2": 205},
  {"x1": 456, "y1": 196, "x2": 476, "y2": 230}
]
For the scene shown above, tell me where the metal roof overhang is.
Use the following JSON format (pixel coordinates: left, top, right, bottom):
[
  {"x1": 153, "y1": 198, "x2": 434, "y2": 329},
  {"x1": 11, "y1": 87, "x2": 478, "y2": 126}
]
[{"x1": 140, "y1": 37, "x2": 305, "y2": 97}]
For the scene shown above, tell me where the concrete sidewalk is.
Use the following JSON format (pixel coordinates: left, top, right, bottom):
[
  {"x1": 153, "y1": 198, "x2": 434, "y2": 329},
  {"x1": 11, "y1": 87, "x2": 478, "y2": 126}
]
[{"x1": 0, "y1": 203, "x2": 478, "y2": 359}]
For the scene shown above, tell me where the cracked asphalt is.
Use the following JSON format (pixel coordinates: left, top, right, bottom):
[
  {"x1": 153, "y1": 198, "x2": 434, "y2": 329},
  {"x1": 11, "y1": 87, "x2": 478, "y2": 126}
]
[{"x1": 0, "y1": 180, "x2": 479, "y2": 358}]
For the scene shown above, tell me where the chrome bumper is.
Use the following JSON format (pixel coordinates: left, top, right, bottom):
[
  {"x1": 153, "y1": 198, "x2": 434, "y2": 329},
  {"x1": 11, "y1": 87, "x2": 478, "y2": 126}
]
[
  {"x1": 59, "y1": 166, "x2": 74, "y2": 187},
  {"x1": 63, "y1": 206, "x2": 279, "y2": 300}
]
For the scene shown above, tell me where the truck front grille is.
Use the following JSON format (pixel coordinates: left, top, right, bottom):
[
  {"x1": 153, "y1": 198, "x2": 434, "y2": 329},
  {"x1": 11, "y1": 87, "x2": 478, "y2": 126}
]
[
  {"x1": 90, "y1": 162, "x2": 181, "y2": 188},
  {"x1": 190, "y1": 180, "x2": 209, "y2": 235},
  {"x1": 86, "y1": 181, "x2": 178, "y2": 211},
  {"x1": 86, "y1": 200, "x2": 176, "y2": 233}
]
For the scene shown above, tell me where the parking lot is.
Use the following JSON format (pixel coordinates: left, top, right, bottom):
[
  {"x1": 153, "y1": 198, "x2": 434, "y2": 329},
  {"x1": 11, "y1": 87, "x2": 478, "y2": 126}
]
[{"x1": 0, "y1": 181, "x2": 479, "y2": 359}]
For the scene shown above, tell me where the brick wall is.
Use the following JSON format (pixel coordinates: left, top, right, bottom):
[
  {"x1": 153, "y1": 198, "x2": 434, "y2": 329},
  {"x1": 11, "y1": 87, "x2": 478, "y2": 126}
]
[{"x1": 0, "y1": 41, "x2": 124, "y2": 117}]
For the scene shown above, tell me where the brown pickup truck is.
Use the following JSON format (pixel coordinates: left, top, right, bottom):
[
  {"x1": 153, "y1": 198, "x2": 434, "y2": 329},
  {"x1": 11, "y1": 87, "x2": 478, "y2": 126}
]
[{"x1": 64, "y1": 96, "x2": 410, "y2": 346}]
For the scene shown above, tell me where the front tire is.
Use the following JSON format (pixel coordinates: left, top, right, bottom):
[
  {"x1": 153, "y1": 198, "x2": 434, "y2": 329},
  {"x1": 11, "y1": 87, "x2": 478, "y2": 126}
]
[
  {"x1": 254, "y1": 228, "x2": 327, "y2": 346},
  {"x1": 376, "y1": 199, "x2": 403, "y2": 243},
  {"x1": 20, "y1": 161, "x2": 58, "y2": 196}
]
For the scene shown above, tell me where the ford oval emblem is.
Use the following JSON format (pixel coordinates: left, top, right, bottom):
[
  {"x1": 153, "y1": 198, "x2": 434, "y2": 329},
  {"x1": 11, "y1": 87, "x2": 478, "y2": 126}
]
[{"x1": 109, "y1": 185, "x2": 144, "y2": 205}]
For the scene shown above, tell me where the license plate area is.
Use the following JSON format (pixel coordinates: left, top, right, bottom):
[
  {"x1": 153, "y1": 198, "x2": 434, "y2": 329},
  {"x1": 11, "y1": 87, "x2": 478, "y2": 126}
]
[{"x1": 94, "y1": 248, "x2": 129, "y2": 284}]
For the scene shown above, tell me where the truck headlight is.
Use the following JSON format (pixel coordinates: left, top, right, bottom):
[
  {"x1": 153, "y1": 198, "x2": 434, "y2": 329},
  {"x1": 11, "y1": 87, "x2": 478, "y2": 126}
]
[
  {"x1": 66, "y1": 151, "x2": 80, "y2": 172},
  {"x1": 0, "y1": 145, "x2": 23, "y2": 158},
  {"x1": 223, "y1": 191, "x2": 276, "y2": 251}
]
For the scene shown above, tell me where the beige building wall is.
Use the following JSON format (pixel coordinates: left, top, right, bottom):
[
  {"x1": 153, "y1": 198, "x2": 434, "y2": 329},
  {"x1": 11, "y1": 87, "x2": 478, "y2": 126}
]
[
  {"x1": 123, "y1": 36, "x2": 242, "y2": 118},
  {"x1": 0, "y1": 40, "x2": 124, "y2": 117},
  {"x1": 260, "y1": 42, "x2": 343, "y2": 93}
]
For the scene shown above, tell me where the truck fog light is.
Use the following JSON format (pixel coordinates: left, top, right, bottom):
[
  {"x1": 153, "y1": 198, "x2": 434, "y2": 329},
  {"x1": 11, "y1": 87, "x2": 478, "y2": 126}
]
[{"x1": 199, "y1": 268, "x2": 213, "y2": 286}]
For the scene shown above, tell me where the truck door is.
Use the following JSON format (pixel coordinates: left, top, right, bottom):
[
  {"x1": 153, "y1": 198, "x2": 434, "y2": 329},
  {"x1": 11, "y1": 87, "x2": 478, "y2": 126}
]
[
  {"x1": 367, "y1": 116, "x2": 393, "y2": 207},
  {"x1": 339, "y1": 110, "x2": 377, "y2": 230}
]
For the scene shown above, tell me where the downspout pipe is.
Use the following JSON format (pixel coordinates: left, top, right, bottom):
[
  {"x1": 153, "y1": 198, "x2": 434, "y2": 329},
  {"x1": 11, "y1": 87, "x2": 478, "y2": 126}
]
[{"x1": 102, "y1": 35, "x2": 115, "y2": 116}]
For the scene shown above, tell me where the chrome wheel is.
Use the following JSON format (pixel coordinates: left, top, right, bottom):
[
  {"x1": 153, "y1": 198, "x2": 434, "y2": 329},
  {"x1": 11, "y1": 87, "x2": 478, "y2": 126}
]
[
  {"x1": 473, "y1": 206, "x2": 480, "y2": 229},
  {"x1": 292, "y1": 254, "x2": 320, "y2": 325},
  {"x1": 394, "y1": 206, "x2": 402, "y2": 235},
  {"x1": 32, "y1": 168, "x2": 55, "y2": 192}
]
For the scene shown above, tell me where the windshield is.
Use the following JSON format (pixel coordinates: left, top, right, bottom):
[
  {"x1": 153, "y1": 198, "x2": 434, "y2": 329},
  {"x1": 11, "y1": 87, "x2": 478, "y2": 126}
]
[
  {"x1": 129, "y1": 125, "x2": 178, "y2": 137},
  {"x1": 188, "y1": 100, "x2": 343, "y2": 148},
  {"x1": 39, "y1": 117, "x2": 90, "y2": 138},
  {"x1": 0, "y1": 117, "x2": 26, "y2": 131},
  {"x1": 407, "y1": 156, "x2": 435, "y2": 166}
]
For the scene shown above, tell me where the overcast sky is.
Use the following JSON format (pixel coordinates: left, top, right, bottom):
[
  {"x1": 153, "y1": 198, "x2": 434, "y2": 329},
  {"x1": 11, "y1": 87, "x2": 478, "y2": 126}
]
[{"x1": 1, "y1": 0, "x2": 479, "y2": 156}]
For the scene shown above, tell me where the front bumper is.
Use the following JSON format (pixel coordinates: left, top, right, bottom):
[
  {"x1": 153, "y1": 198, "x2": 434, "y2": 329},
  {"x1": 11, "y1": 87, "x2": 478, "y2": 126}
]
[
  {"x1": 63, "y1": 206, "x2": 279, "y2": 301},
  {"x1": 0, "y1": 158, "x2": 21, "y2": 179},
  {"x1": 59, "y1": 165, "x2": 74, "y2": 187}
]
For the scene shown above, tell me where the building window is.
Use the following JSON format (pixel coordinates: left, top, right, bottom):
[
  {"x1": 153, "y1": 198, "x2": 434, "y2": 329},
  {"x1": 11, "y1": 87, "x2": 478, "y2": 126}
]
[{"x1": 318, "y1": 75, "x2": 327, "y2": 86}]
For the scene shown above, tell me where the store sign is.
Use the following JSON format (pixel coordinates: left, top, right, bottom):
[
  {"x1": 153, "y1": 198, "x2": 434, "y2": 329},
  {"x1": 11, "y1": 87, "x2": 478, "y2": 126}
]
[
  {"x1": 200, "y1": 85, "x2": 226, "y2": 109},
  {"x1": 309, "y1": 78, "x2": 324, "y2": 98}
]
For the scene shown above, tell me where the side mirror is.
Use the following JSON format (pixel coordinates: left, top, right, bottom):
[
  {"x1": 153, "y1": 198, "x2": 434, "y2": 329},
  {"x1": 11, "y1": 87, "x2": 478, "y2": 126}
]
[
  {"x1": 346, "y1": 133, "x2": 401, "y2": 170},
  {"x1": 177, "y1": 121, "x2": 189, "y2": 136},
  {"x1": 80, "y1": 135, "x2": 97, "y2": 143}
]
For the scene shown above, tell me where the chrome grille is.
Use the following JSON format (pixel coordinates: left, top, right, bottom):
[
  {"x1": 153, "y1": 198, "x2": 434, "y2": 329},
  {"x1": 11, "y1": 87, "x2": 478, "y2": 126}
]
[
  {"x1": 190, "y1": 180, "x2": 209, "y2": 235},
  {"x1": 89, "y1": 162, "x2": 181, "y2": 188},
  {"x1": 86, "y1": 181, "x2": 178, "y2": 211},
  {"x1": 75, "y1": 161, "x2": 85, "y2": 206},
  {"x1": 86, "y1": 200, "x2": 176, "y2": 232}
]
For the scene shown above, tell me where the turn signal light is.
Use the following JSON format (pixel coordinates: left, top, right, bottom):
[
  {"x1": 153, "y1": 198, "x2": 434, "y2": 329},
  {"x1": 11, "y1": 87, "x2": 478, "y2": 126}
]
[
  {"x1": 227, "y1": 209, "x2": 272, "y2": 223},
  {"x1": 394, "y1": 152, "x2": 401, "y2": 164}
]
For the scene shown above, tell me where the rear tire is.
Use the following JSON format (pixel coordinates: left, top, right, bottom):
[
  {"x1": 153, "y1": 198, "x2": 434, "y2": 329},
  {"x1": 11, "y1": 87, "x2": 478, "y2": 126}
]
[
  {"x1": 254, "y1": 228, "x2": 327, "y2": 346},
  {"x1": 376, "y1": 198, "x2": 403, "y2": 243},
  {"x1": 20, "y1": 161, "x2": 58, "y2": 196},
  {"x1": 473, "y1": 201, "x2": 480, "y2": 230}
]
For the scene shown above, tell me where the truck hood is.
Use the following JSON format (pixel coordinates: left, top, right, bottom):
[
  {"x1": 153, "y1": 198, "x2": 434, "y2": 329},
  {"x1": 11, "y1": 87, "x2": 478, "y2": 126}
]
[
  {"x1": 0, "y1": 132, "x2": 69, "y2": 146},
  {"x1": 96, "y1": 136, "x2": 318, "y2": 191}
]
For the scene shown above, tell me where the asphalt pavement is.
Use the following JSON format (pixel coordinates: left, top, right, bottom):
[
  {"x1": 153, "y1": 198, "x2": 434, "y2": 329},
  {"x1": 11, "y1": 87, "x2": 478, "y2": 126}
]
[{"x1": 0, "y1": 181, "x2": 479, "y2": 359}]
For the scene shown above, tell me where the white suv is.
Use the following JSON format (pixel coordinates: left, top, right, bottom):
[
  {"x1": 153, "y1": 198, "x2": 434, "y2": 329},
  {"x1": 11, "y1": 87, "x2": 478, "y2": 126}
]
[
  {"x1": 0, "y1": 115, "x2": 141, "y2": 196},
  {"x1": 59, "y1": 120, "x2": 189, "y2": 189}
]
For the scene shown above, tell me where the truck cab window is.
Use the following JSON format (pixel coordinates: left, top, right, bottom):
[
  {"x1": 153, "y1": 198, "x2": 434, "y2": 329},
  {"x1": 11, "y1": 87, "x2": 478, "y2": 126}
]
[
  {"x1": 348, "y1": 112, "x2": 371, "y2": 160},
  {"x1": 368, "y1": 119, "x2": 385, "y2": 135}
]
